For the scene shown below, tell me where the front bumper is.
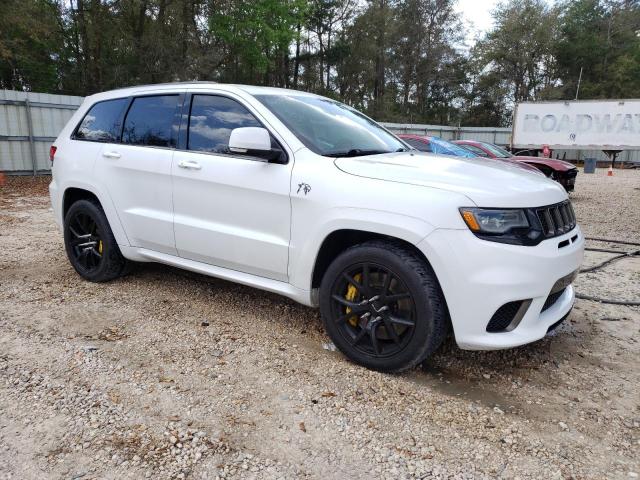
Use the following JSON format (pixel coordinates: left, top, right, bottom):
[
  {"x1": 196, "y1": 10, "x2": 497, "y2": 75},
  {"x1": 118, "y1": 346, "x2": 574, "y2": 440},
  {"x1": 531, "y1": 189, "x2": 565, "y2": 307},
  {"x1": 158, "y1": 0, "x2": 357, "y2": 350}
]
[{"x1": 418, "y1": 226, "x2": 584, "y2": 350}]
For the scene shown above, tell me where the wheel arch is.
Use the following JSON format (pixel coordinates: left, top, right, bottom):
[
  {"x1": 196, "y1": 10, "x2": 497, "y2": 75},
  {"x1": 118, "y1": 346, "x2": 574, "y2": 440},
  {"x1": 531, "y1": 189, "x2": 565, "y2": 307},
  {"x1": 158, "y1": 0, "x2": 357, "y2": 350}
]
[
  {"x1": 311, "y1": 229, "x2": 443, "y2": 292},
  {"x1": 62, "y1": 187, "x2": 101, "y2": 219},
  {"x1": 61, "y1": 185, "x2": 130, "y2": 247}
]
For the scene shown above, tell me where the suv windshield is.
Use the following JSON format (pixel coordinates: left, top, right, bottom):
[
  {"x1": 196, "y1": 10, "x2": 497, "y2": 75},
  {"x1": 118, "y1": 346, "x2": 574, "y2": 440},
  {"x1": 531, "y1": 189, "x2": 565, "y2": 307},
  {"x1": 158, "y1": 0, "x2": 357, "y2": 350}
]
[
  {"x1": 255, "y1": 94, "x2": 407, "y2": 157},
  {"x1": 480, "y1": 142, "x2": 513, "y2": 158}
]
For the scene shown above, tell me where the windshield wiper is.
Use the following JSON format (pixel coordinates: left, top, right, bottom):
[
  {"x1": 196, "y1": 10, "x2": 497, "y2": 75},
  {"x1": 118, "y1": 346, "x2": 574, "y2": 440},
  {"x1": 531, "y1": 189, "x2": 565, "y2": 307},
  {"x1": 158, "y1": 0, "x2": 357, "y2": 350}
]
[{"x1": 325, "y1": 149, "x2": 392, "y2": 158}]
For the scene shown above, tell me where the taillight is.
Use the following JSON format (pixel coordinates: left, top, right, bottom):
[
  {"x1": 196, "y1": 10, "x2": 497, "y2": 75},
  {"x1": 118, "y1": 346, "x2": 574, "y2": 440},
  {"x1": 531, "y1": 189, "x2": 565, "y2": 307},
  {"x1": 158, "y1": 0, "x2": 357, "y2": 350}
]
[{"x1": 49, "y1": 145, "x2": 57, "y2": 164}]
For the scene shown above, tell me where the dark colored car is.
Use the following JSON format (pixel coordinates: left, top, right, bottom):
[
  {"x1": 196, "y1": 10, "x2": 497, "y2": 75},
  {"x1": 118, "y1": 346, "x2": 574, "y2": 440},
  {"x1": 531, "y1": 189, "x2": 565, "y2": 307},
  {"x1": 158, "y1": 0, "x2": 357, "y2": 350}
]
[
  {"x1": 398, "y1": 134, "x2": 544, "y2": 175},
  {"x1": 453, "y1": 140, "x2": 578, "y2": 192}
]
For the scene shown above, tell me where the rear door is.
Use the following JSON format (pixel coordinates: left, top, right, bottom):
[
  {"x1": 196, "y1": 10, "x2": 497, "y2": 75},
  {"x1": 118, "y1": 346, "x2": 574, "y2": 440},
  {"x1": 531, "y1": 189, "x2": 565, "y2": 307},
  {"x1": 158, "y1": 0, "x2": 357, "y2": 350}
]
[
  {"x1": 171, "y1": 93, "x2": 293, "y2": 281},
  {"x1": 94, "y1": 93, "x2": 183, "y2": 255}
]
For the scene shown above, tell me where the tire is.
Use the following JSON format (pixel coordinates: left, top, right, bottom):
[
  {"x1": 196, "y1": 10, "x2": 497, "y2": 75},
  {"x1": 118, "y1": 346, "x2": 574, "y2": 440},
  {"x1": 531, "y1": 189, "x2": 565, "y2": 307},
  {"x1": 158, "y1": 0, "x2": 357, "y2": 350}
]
[
  {"x1": 319, "y1": 240, "x2": 449, "y2": 372},
  {"x1": 63, "y1": 199, "x2": 128, "y2": 282}
]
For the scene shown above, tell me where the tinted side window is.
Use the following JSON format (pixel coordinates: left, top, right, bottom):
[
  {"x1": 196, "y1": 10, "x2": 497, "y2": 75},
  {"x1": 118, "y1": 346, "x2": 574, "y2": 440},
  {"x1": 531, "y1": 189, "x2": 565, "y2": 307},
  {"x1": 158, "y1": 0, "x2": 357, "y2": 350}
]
[
  {"x1": 188, "y1": 95, "x2": 261, "y2": 153},
  {"x1": 405, "y1": 138, "x2": 431, "y2": 152},
  {"x1": 74, "y1": 98, "x2": 128, "y2": 142},
  {"x1": 122, "y1": 95, "x2": 179, "y2": 147}
]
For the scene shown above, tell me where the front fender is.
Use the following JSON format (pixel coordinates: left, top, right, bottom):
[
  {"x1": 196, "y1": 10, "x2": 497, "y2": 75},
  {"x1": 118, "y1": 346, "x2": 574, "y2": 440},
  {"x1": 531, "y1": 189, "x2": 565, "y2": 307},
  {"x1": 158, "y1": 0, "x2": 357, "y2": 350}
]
[{"x1": 288, "y1": 207, "x2": 435, "y2": 293}]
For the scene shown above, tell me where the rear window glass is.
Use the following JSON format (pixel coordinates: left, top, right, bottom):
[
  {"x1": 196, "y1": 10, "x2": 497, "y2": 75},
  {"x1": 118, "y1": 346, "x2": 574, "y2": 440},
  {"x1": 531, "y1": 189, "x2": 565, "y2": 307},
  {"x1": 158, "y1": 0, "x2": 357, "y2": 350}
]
[
  {"x1": 188, "y1": 95, "x2": 261, "y2": 153},
  {"x1": 74, "y1": 98, "x2": 128, "y2": 142},
  {"x1": 122, "y1": 95, "x2": 179, "y2": 147}
]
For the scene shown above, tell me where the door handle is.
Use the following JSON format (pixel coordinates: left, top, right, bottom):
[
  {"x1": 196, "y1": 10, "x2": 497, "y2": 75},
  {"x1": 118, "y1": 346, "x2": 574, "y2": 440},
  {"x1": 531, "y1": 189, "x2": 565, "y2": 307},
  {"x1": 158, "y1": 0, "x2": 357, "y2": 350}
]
[
  {"x1": 177, "y1": 160, "x2": 202, "y2": 170},
  {"x1": 102, "y1": 151, "x2": 121, "y2": 159}
]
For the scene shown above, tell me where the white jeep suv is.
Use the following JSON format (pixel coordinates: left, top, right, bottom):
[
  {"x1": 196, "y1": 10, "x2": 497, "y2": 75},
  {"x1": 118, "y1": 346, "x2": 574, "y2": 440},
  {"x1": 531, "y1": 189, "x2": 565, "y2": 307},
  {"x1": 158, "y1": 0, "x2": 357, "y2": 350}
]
[{"x1": 49, "y1": 83, "x2": 584, "y2": 372}]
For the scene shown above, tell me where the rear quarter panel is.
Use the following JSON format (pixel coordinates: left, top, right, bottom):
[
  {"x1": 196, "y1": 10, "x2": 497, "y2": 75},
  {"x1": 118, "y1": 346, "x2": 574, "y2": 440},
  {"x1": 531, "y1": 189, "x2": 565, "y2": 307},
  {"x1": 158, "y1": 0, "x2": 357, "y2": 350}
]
[{"x1": 50, "y1": 96, "x2": 130, "y2": 246}]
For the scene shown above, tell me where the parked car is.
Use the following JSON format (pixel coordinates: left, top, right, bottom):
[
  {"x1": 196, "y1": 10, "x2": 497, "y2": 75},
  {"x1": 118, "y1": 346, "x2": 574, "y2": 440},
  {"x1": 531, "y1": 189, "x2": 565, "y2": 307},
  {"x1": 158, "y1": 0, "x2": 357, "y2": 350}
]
[
  {"x1": 397, "y1": 134, "x2": 476, "y2": 157},
  {"x1": 49, "y1": 83, "x2": 584, "y2": 372},
  {"x1": 453, "y1": 140, "x2": 578, "y2": 192},
  {"x1": 399, "y1": 134, "x2": 544, "y2": 175}
]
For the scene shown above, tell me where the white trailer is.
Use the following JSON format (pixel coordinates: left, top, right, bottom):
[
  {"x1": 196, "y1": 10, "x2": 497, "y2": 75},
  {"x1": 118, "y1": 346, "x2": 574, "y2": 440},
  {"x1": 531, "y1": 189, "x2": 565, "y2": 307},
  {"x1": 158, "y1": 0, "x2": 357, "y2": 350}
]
[{"x1": 512, "y1": 100, "x2": 640, "y2": 165}]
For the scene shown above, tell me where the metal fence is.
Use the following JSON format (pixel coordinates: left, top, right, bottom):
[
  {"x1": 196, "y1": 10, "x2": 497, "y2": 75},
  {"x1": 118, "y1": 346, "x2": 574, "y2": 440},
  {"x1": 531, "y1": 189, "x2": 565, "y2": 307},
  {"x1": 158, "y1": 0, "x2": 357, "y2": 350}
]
[
  {"x1": 381, "y1": 123, "x2": 512, "y2": 145},
  {"x1": 0, "y1": 90, "x2": 83, "y2": 174},
  {"x1": 1, "y1": 89, "x2": 638, "y2": 174},
  {"x1": 380, "y1": 122, "x2": 640, "y2": 164}
]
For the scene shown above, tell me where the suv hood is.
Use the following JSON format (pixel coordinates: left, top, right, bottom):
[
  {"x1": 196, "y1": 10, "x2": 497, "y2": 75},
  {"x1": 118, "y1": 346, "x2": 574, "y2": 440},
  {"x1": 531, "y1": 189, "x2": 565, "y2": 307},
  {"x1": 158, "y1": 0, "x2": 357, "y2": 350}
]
[{"x1": 334, "y1": 152, "x2": 568, "y2": 208}]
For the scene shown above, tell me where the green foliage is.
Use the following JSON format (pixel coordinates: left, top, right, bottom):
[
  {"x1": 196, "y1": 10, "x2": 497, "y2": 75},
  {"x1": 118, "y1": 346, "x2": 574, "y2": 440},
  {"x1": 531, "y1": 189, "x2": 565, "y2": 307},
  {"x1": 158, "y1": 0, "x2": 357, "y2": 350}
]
[
  {"x1": 0, "y1": 0, "x2": 62, "y2": 91},
  {"x1": 475, "y1": 0, "x2": 560, "y2": 102},
  {"x1": 1, "y1": 0, "x2": 639, "y2": 126},
  {"x1": 555, "y1": 0, "x2": 640, "y2": 99},
  {"x1": 211, "y1": 0, "x2": 307, "y2": 83}
]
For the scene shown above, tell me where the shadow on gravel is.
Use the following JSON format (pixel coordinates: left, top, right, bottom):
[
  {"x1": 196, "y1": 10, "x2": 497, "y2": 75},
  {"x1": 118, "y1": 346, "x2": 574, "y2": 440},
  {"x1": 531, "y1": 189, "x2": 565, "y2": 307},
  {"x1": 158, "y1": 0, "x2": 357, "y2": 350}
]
[{"x1": 126, "y1": 260, "x2": 580, "y2": 407}]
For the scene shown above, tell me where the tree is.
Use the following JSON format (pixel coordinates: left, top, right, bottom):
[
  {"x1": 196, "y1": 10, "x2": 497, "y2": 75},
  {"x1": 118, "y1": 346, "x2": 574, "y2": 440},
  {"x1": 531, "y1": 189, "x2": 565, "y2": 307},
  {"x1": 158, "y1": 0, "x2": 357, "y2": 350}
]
[
  {"x1": 0, "y1": 0, "x2": 62, "y2": 91},
  {"x1": 555, "y1": 0, "x2": 640, "y2": 99},
  {"x1": 2, "y1": 0, "x2": 639, "y2": 128},
  {"x1": 475, "y1": 0, "x2": 560, "y2": 104},
  {"x1": 210, "y1": 0, "x2": 307, "y2": 85}
]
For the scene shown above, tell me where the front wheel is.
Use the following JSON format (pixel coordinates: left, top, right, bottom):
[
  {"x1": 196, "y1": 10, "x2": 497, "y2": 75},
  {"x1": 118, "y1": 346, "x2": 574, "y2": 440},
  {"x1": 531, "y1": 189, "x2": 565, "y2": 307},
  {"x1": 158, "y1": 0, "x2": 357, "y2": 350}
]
[{"x1": 319, "y1": 240, "x2": 449, "y2": 372}]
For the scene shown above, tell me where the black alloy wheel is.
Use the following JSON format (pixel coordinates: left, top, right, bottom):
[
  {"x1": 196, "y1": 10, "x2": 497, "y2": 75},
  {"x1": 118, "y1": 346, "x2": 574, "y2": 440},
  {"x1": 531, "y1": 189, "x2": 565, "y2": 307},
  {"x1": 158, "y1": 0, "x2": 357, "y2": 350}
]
[
  {"x1": 329, "y1": 262, "x2": 417, "y2": 358},
  {"x1": 67, "y1": 210, "x2": 104, "y2": 273},
  {"x1": 63, "y1": 199, "x2": 128, "y2": 282},
  {"x1": 319, "y1": 240, "x2": 449, "y2": 372}
]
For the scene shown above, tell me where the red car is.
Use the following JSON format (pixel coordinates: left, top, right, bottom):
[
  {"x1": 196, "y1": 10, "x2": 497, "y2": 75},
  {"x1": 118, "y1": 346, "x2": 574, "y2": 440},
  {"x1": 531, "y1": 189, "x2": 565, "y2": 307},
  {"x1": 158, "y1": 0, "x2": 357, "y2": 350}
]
[
  {"x1": 453, "y1": 140, "x2": 578, "y2": 192},
  {"x1": 398, "y1": 134, "x2": 544, "y2": 176}
]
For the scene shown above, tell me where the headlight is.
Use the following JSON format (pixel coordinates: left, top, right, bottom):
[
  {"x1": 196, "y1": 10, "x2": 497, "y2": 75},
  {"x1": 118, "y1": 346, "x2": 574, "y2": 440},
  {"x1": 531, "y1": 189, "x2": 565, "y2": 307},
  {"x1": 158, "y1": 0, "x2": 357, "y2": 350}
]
[
  {"x1": 459, "y1": 207, "x2": 540, "y2": 245},
  {"x1": 459, "y1": 208, "x2": 529, "y2": 234},
  {"x1": 459, "y1": 201, "x2": 576, "y2": 246}
]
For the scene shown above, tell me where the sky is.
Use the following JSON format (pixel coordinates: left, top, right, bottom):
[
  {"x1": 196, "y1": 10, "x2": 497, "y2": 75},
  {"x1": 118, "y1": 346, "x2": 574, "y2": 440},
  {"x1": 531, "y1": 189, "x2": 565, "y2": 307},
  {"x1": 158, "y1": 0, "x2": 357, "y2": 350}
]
[{"x1": 455, "y1": 0, "x2": 500, "y2": 46}]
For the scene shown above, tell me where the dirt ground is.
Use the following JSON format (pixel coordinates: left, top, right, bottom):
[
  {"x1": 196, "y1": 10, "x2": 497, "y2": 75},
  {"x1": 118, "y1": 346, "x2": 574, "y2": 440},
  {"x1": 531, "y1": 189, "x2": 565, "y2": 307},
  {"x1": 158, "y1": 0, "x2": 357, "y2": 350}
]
[{"x1": 0, "y1": 169, "x2": 638, "y2": 479}]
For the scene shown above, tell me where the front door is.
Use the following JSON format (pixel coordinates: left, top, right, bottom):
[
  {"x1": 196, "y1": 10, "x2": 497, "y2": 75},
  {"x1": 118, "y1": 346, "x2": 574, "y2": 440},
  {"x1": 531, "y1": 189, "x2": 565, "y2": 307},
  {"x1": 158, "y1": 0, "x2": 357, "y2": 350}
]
[{"x1": 171, "y1": 93, "x2": 292, "y2": 281}]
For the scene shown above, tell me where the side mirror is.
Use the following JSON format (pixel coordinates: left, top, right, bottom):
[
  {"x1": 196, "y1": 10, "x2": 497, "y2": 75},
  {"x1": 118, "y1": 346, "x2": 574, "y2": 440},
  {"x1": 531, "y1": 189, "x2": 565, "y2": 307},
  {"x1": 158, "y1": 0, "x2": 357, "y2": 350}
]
[
  {"x1": 228, "y1": 127, "x2": 286, "y2": 163},
  {"x1": 229, "y1": 127, "x2": 270, "y2": 153}
]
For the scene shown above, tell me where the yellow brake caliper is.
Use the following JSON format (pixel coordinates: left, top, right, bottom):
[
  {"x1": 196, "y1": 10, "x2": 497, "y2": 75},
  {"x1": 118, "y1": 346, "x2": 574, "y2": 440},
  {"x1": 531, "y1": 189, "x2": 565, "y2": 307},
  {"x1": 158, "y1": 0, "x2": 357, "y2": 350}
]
[
  {"x1": 98, "y1": 240, "x2": 103, "y2": 255},
  {"x1": 345, "y1": 273, "x2": 361, "y2": 327}
]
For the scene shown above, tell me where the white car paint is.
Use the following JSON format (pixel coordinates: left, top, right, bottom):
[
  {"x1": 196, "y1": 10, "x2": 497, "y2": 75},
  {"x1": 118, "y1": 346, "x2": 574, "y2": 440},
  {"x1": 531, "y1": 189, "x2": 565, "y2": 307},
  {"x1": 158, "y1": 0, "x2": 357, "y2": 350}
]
[{"x1": 50, "y1": 82, "x2": 584, "y2": 351}]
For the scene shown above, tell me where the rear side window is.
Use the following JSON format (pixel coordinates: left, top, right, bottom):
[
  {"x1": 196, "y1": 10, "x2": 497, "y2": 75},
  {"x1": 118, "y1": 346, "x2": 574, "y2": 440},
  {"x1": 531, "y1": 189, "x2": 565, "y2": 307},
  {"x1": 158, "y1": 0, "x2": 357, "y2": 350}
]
[
  {"x1": 74, "y1": 98, "x2": 128, "y2": 142},
  {"x1": 188, "y1": 95, "x2": 261, "y2": 153},
  {"x1": 404, "y1": 138, "x2": 432, "y2": 152},
  {"x1": 122, "y1": 95, "x2": 179, "y2": 147}
]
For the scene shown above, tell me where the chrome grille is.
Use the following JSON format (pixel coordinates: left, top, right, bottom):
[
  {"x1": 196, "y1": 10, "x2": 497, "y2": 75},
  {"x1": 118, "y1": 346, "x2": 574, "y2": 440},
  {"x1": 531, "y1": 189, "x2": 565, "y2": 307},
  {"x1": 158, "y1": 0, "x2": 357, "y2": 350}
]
[{"x1": 536, "y1": 201, "x2": 576, "y2": 238}]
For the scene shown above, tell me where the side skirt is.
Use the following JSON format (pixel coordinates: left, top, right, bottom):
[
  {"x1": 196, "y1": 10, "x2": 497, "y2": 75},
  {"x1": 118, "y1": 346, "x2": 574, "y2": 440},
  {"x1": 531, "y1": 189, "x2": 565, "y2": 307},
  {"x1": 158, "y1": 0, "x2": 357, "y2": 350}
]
[{"x1": 120, "y1": 246, "x2": 314, "y2": 307}]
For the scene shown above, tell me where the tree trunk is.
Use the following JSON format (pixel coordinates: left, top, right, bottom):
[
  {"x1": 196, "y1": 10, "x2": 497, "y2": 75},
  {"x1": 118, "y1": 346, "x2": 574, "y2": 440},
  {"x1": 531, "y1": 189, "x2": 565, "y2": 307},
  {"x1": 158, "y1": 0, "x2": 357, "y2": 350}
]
[
  {"x1": 293, "y1": 23, "x2": 301, "y2": 88},
  {"x1": 373, "y1": 0, "x2": 386, "y2": 114},
  {"x1": 76, "y1": 0, "x2": 90, "y2": 93},
  {"x1": 326, "y1": 26, "x2": 331, "y2": 91}
]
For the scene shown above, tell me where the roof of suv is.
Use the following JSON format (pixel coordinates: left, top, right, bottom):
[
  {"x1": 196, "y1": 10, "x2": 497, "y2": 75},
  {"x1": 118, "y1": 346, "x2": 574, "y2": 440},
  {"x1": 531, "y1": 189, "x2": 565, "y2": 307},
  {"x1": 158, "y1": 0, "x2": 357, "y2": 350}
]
[{"x1": 87, "y1": 82, "x2": 319, "y2": 102}]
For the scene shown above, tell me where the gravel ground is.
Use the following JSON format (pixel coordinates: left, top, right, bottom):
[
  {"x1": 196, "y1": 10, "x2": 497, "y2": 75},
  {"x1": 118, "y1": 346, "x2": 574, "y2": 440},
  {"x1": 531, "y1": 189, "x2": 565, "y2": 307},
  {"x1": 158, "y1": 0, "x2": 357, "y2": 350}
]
[{"x1": 0, "y1": 169, "x2": 638, "y2": 479}]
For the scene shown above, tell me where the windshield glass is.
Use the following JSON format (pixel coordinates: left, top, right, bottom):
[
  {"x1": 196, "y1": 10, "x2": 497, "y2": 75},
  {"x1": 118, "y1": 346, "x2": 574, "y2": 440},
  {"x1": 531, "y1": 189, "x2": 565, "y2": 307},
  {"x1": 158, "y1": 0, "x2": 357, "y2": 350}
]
[
  {"x1": 480, "y1": 142, "x2": 512, "y2": 158},
  {"x1": 254, "y1": 94, "x2": 407, "y2": 157},
  {"x1": 428, "y1": 137, "x2": 476, "y2": 158}
]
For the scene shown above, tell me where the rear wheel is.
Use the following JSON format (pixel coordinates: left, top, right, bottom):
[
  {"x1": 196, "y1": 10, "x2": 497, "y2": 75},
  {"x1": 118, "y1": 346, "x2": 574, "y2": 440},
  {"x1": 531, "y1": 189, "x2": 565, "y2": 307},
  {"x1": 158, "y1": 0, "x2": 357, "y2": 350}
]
[
  {"x1": 319, "y1": 240, "x2": 449, "y2": 372},
  {"x1": 63, "y1": 199, "x2": 128, "y2": 282}
]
